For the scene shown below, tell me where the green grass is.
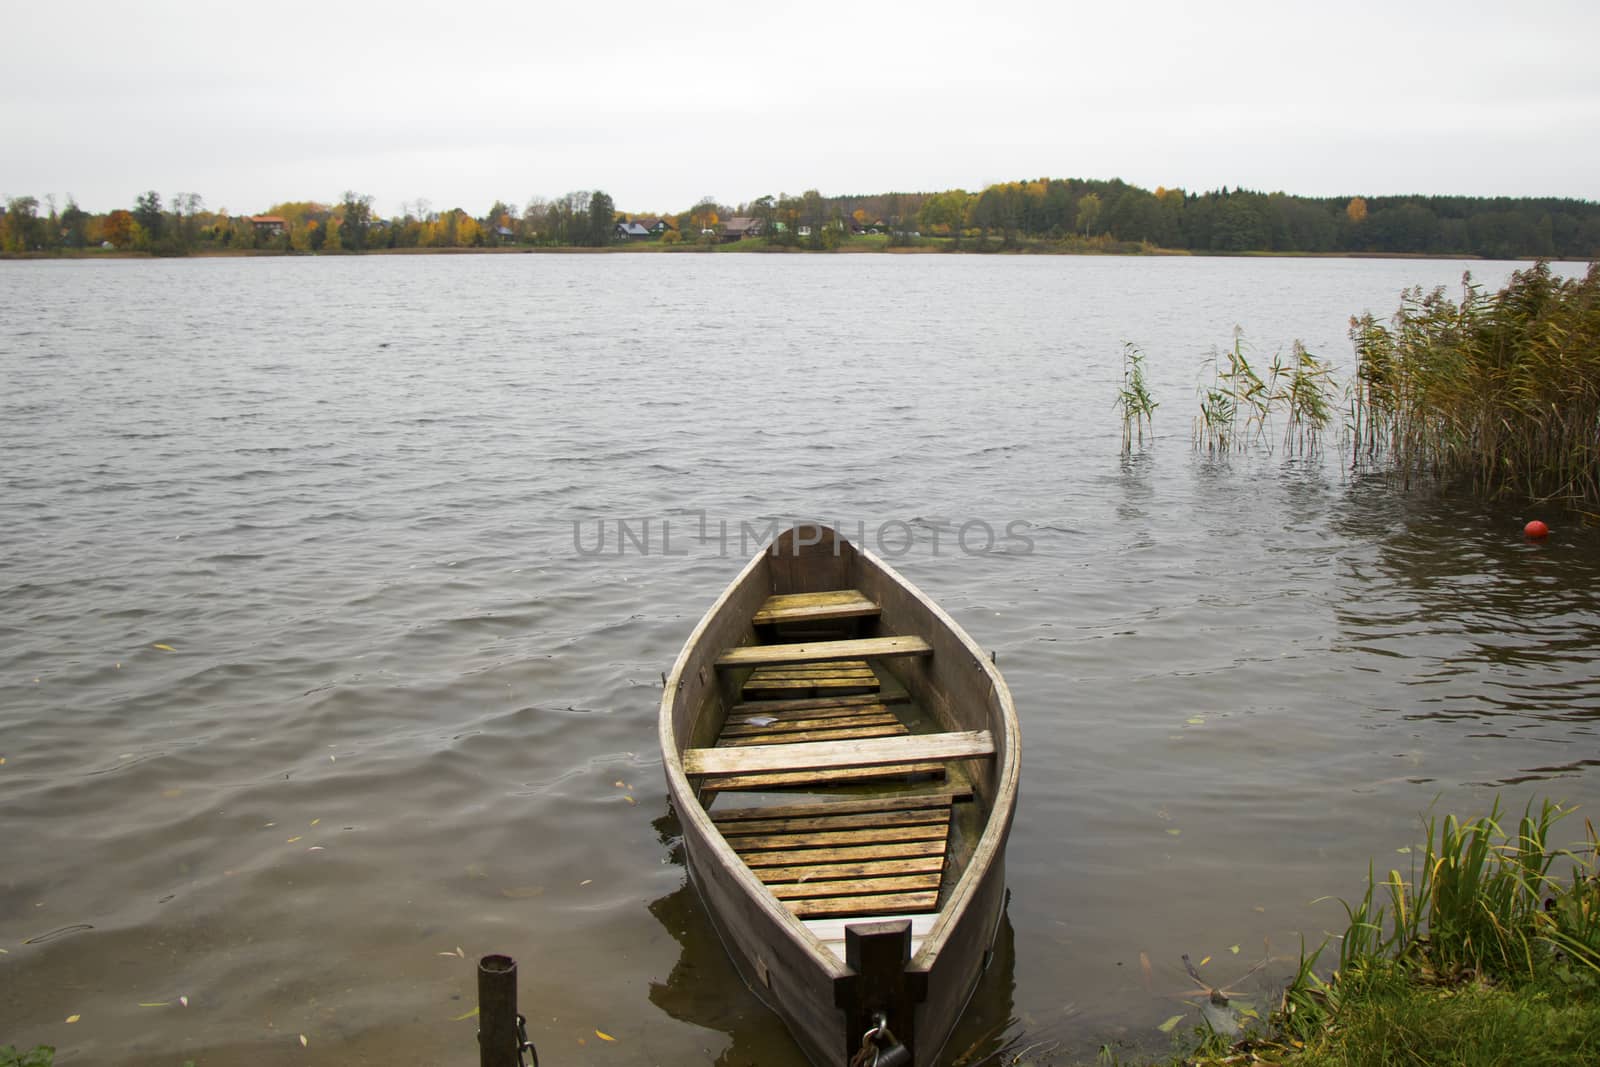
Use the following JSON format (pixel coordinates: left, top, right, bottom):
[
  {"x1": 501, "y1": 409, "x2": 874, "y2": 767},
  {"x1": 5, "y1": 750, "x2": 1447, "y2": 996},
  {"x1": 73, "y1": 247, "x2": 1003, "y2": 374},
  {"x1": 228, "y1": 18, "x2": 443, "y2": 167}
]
[{"x1": 1147, "y1": 798, "x2": 1600, "y2": 1067}]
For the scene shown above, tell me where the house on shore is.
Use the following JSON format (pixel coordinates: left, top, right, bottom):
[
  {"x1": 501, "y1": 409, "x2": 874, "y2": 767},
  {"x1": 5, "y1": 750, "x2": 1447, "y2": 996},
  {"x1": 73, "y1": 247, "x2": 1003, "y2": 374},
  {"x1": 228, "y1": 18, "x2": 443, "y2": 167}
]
[
  {"x1": 720, "y1": 217, "x2": 764, "y2": 242},
  {"x1": 615, "y1": 221, "x2": 651, "y2": 240},
  {"x1": 250, "y1": 215, "x2": 288, "y2": 238}
]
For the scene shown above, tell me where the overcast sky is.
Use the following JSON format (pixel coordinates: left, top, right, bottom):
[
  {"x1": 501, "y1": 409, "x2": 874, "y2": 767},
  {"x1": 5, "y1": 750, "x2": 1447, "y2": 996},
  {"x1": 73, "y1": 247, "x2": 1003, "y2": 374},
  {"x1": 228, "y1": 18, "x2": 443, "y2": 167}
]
[{"x1": 5, "y1": 0, "x2": 1597, "y2": 216}]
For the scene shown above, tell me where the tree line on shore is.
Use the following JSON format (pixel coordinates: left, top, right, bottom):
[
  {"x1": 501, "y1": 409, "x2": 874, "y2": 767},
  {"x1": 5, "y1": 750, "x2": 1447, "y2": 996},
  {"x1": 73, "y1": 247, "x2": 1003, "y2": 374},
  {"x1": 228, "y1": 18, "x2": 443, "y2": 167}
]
[{"x1": 4, "y1": 178, "x2": 1598, "y2": 258}]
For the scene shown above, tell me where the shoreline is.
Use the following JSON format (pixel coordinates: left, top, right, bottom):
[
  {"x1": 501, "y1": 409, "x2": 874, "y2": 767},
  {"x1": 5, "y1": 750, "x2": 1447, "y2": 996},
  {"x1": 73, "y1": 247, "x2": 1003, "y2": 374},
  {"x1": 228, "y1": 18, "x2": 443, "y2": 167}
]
[{"x1": 5, "y1": 244, "x2": 1577, "y2": 263}]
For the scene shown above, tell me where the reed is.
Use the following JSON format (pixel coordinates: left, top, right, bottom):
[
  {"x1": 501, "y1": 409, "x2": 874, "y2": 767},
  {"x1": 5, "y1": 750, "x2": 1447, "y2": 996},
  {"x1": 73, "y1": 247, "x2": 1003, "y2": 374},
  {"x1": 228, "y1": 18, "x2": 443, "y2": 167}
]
[
  {"x1": 1350, "y1": 261, "x2": 1600, "y2": 504},
  {"x1": 1192, "y1": 330, "x2": 1336, "y2": 456},
  {"x1": 1116, "y1": 343, "x2": 1158, "y2": 453}
]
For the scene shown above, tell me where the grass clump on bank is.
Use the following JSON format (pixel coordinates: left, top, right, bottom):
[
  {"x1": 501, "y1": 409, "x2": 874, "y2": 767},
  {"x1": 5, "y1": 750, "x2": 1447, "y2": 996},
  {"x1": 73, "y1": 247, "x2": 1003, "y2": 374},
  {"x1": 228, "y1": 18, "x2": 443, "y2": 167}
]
[
  {"x1": 1164, "y1": 798, "x2": 1600, "y2": 1067},
  {"x1": 1350, "y1": 261, "x2": 1600, "y2": 505}
]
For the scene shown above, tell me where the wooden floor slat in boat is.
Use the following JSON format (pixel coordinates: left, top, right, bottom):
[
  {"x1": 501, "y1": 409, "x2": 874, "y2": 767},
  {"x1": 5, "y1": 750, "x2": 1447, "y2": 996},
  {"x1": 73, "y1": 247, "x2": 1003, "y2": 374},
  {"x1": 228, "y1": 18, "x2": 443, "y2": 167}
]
[
  {"x1": 711, "y1": 791, "x2": 970, "y2": 823},
  {"x1": 716, "y1": 807, "x2": 952, "y2": 837},
  {"x1": 769, "y1": 873, "x2": 942, "y2": 900},
  {"x1": 740, "y1": 838, "x2": 945, "y2": 868},
  {"x1": 724, "y1": 705, "x2": 901, "y2": 730},
  {"x1": 754, "y1": 856, "x2": 948, "y2": 883},
  {"x1": 740, "y1": 678, "x2": 880, "y2": 700},
  {"x1": 787, "y1": 891, "x2": 939, "y2": 919},
  {"x1": 716, "y1": 635, "x2": 933, "y2": 669},
  {"x1": 699, "y1": 764, "x2": 948, "y2": 793},
  {"x1": 730, "y1": 823, "x2": 950, "y2": 852},
  {"x1": 745, "y1": 663, "x2": 877, "y2": 682},
  {"x1": 729, "y1": 693, "x2": 909, "y2": 716},
  {"x1": 752, "y1": 590, "x2": 881, "y2": 626},
  {"x1": 721, "y1": 709, "x2": 902, "y2": 736},
  {"x1": 719, "y1": 723, "x2": 908, "y2": 746},
  {"x1": 803, "y1": 912, "x2": 941, "y2": 959}
]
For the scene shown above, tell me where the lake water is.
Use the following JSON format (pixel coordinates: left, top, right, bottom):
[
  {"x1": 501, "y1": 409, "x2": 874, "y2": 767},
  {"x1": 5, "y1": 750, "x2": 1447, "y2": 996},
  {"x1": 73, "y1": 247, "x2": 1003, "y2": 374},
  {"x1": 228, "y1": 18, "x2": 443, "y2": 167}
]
[{"x1": 3, "y1": 252, "x2": 1597, "y2": 1066}]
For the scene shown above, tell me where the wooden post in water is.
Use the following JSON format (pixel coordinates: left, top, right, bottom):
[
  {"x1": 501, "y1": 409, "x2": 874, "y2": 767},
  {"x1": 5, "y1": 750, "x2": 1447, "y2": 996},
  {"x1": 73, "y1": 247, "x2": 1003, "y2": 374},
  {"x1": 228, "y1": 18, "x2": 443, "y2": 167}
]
[{"x1": 478, "y1": 954, "x2": 520, "y2": 1067}]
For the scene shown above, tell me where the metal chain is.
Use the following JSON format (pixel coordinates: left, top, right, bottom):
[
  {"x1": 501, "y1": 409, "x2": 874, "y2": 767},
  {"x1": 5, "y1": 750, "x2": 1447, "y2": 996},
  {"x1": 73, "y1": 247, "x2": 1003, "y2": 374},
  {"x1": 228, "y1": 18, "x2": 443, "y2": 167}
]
[
  {"x1": 849, "y1": 1013, "x2": 887, "y2": 1067},
  {"x1": 515, "y1": 1012, "x2": 540, "y2": 1067}
]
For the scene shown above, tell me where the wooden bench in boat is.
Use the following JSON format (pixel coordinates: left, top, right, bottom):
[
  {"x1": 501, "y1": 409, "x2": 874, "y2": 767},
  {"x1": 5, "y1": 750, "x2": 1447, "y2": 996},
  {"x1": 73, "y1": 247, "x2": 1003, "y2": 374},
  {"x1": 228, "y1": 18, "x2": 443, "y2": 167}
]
[
  {"x1": 712, "y1": 792, "x2": 970, "y2": 921},
  {"x1": 740, "y1": 658, "x2": 881, "y2": 701},
  {"x1": 715, "y1": 636, "x2": 932, "y2": 669},
  {"x1": 752, "y1": 590, "x2": 882, "y2": 627},
  {"x1": 685, "y1": 731, "x2": 993, "y2": 778}
]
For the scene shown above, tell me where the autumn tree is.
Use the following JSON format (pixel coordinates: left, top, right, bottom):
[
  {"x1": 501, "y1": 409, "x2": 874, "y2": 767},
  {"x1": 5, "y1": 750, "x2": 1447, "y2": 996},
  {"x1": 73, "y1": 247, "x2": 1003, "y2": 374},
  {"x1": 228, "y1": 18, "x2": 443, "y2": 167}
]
[
  {"x1": 1346, "y1": 196, "x2": 1368, "y2": 224},
  {"x1": 340, "y1": 191, "x2": 374, "y2": 251},
  {"x1": 2, "y1": 196, "x2": 41, "y2": 252},
  {"x1": 133, "y1": 191, "x2": 163, "y2": 245},
  {"x1": 587, "y1": 190, "x2": 615, "y2": 247},
  {"x1": 1075, "y1": 192, "x2": 1102, "y2": 237}
]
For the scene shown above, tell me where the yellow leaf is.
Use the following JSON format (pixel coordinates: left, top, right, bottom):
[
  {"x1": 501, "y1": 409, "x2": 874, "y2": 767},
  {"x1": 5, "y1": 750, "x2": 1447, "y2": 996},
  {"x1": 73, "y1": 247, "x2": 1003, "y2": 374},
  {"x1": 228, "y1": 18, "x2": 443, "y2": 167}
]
[
  {"x1": 623, "y1": 796, "x2": 637, "y2": 806},
  {"x1": 66, "y1": 1014, "x2": 81, "y2": 1023},
  {"x1": 595, "y1": 1029, "x2": 616, "y2": 1041},
  {"x1": 453, "y1": 1006, "x2": 480, "y2": 1022},
  {"x1": 139, "y1": 1001, "x2": 171, "y2": 1008},
  {"x1": 162, "y1": 788, "x2": 182, "y2": 799},
  {"x1": 1229, "y1": 944, "x2": 1241, "y2": 954},
  {"x1": 1199, "y1": 955, "x2": 1211, "y2": 966},
  {"x1": 287, "y1": 836, "x2": 302, "y2": 844},
  {"x1": 299, "y1": 1034, "x2": 308, "y2": 1047},
  {"x1": 1166, "y1": 828, "x2": 1181, "y2": 836},
  {"x1": 153, "y1": 643, "x2": 176, "y2": 652},
  {"x1": 1156, "y1": 1014, "x2": 1184, "y2": 1033},
  {"x1": 310, "y1": 818, "x2": 320, "y2": 826}
]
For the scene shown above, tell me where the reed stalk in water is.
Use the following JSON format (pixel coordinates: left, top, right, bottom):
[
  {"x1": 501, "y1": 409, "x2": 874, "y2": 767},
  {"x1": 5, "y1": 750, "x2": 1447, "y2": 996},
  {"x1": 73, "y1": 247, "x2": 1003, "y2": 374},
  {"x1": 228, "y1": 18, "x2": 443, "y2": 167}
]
[
  {"x1": 1116, "y1": 343, "x2": 1157, "y2": 453},
  {"x1": 1350, "y1": 261, "x2": 1600, "y2": 504}
]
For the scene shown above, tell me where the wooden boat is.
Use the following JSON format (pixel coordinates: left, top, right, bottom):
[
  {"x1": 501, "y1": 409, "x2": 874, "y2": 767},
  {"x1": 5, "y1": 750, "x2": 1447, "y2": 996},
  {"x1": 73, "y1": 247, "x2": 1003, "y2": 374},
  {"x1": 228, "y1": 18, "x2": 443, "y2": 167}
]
[{"x1": 659, "y1": 525, "x2": 1020, "y2": 1066}]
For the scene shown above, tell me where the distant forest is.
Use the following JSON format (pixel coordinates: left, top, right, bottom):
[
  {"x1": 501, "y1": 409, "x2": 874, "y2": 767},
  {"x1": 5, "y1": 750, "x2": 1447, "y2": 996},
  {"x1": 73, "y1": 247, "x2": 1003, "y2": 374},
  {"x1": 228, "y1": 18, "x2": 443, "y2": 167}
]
[{"x1": 3, "y1": 177, "x2": 1598, "y2": 259}]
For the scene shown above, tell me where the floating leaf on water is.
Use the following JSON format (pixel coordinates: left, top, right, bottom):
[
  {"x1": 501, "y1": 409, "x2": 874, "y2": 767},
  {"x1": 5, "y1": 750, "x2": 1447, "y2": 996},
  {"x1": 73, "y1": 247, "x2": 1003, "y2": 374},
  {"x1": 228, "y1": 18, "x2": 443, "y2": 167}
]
[
  {"x1": 162, "y1": 788, "x2": 182, "y2": 799},
  {"x1": 139, "y1": 1001, "x2": 171, "y2": 1008},
  {"x1": 307, "y1": 846, "x2": 325, "y2": 852},
  {"x1": 180, "y1": 995, "x2": 189, "y2": 1007},
  {"x1": 1238, "y1": 1005, "x2": 1261, "y2": 1020},
  {"x1": 595, "y1": 1029, "x2": 616, "y2": 1041},
  {"x1": 153, "y1": 644, "x2": 176, "y2": 652},
  {"x1": 580, "y1": 879, "x2": 592, "y2": 887},
  {"x1": 299, "y1": 1034, "x2": 308, "y2": 1047},
  {"x1": 1396, "y1": 846, "x2": 1411, "y2": 854},
  {"x1": 1138, "y1": 951, "x2": 1153, "y2": 992},
  {"x1": 1155, "y1": 1014, "x2": 1184, "y2": 1034},
  {"x1": 310, "y1": 818, "x2": 320, "y2": 826},
  {"x1": 286, "y1": 836, "x2": 302, "y2": 844},
  {"x1": 1228, "y1": 945, "x2": 1240, "y2": 954},
  {"x1": 1166, "y1": 828, "x2": 1181, "y2": 836},
  {"x1": 453, "y1": 1007, "x2": 480, "y2": 1022},
  {"x1": 1199, "y1": 955, "x2": 1211, "y2": 967},
  {"x1": 623, "y1": 796, "x2": 637, "y2": 806},
  {"x1": 66, "y1": 1014, "x2": 81, "y2": 1023},
  {"x1": 1186, "y1": 716, "x2": 1205, "y2": 725},
  {"x1": 613, "y1": 781, "x2": 627, "y2": 789}
]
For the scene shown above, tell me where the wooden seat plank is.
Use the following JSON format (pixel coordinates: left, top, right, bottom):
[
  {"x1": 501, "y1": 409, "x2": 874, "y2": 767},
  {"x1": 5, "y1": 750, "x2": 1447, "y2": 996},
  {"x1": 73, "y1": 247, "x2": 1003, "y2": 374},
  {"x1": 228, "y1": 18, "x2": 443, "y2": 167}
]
[
  {"x1": 753, "y1": 590, "x2": 881, "y2": 626},
  {"x1": 685, "y1": 731, "x2": 994, "y2": 778},
  {"x1": 716, "y1": 636, "x2": 932, "y2": 669}
]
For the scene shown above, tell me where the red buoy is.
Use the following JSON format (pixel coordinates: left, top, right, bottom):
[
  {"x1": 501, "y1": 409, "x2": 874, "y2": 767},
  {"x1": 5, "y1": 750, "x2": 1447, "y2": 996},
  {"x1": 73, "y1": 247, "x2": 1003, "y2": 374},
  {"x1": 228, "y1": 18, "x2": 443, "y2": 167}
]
[{"x1": 1524, "y1": 520, "x2": 1550, "y2": 539}]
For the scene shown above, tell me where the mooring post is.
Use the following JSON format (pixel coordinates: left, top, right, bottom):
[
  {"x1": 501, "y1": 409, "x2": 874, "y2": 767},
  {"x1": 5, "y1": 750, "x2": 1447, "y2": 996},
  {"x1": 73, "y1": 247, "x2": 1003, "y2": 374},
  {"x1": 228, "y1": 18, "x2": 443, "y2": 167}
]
[
  {"x1": 835, "y1": 919, "x2": 923, "y2": 1065},
  {"x1": 478, "y1": 954, "x2": 520, "y2": 1067}
]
